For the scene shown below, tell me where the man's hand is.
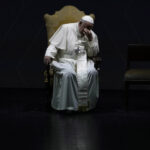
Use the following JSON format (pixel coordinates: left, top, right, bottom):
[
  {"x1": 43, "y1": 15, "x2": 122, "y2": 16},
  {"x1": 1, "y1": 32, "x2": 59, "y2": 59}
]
[
  {"x1": 83, "y1": 28, "x2": 93, "y2": 41},
  {"x1": 43, "y1": 56, "x2": 52, "y2": 65}
]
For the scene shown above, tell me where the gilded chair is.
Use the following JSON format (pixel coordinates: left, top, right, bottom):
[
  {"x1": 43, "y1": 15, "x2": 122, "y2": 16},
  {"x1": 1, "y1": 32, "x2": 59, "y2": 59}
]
[
  {"x1": 43, "y1": 5, "x2": 101, "y2": 92},
  {"x1": 124, "y1": 44, "x2": 150, "y2": 110}
]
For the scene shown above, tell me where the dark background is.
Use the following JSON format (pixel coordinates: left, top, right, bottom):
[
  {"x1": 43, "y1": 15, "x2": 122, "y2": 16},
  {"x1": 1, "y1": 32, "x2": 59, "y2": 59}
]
[
  {"x1": 0, "y1": 0, "x2": 150, "y2": 89},
  {"x1": 1, "y1": 2, "x2": 150, "y2": 150}
]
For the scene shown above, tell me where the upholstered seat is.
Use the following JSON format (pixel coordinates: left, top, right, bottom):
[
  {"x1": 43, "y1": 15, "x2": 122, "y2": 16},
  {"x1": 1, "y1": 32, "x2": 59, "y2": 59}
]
[{"x1": 125, "y1": 69, "x2": 150, "y2": 81}]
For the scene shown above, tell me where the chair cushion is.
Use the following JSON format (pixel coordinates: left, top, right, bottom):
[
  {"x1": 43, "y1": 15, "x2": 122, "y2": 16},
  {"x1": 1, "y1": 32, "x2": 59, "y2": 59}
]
[{"x1": 125, "y1": 69, "x2": 150, "y2": 81}]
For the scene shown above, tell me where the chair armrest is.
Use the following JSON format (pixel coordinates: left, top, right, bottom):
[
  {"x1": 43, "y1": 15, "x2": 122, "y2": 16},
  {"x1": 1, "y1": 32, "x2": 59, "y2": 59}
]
[
  {"x1": 92, "y1": 56, "x2": 102, "y2": 71},
  {"x1": 44, "y1": 65, "x2": 54, "y2": 87}
]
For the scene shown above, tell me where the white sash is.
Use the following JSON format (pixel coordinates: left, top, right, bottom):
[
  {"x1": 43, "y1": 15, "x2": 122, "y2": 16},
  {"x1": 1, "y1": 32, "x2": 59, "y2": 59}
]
[{"x1": 75, "y1": 44, "x2": 89, "y2": 109}]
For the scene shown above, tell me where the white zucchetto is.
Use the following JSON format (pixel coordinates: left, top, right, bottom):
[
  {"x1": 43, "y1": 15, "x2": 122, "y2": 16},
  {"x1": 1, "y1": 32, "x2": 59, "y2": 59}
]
[{"x1": 81, "y1": 15, "x2": 94, "y2": 24}]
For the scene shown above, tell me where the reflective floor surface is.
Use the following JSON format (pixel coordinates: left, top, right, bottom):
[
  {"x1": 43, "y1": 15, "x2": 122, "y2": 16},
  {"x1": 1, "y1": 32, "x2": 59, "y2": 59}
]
[{"x1": 1, "y1": 89, "x2": 150, "y2": 150}]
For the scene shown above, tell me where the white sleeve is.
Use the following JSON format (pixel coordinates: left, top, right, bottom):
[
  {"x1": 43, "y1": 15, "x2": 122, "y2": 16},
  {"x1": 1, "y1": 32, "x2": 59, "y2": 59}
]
[
  {"x1": 49, "y1": 24, "x2": 67, "y2": 50},
  {"x1": 45, "y1": 24, "x2": 68, "y2": 58},
  {"x1": 87, "y1": 32, "x2": 99, "y2": 57},
  {"x1": 45, "y1": 44, "x2": 58, "y2": 59}
]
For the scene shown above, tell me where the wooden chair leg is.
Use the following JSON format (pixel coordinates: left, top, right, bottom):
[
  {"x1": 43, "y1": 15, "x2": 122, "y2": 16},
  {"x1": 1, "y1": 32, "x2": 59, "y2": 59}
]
[
  {"x1": 46, "y1": 65, "x2": 51, "y2": 107},
  {"x1": 124, "y1": 82, "x2": 129, "y2": 111}
]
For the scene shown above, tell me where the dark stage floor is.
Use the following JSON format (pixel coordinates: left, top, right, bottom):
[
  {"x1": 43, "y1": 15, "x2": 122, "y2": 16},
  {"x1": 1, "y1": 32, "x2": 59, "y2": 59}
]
[{"x1": 1, "y1": 88, "x2": 150, "y2": 150}]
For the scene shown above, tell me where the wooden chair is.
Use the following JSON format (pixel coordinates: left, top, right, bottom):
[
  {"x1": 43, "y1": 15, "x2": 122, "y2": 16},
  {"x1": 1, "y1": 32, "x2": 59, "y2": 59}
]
[
  {"x1": 124, "y1": 44, "x2": 150, "y2": 110},
  {"x1": 43, "y1": 5, "x2": 101, "y2": 93}
]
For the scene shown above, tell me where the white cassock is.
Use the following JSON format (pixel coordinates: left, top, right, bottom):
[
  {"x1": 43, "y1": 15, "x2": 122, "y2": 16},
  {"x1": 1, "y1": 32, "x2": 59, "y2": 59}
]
[{"x1": 45, "y1": 22, "x2": 99, "y2": 111}]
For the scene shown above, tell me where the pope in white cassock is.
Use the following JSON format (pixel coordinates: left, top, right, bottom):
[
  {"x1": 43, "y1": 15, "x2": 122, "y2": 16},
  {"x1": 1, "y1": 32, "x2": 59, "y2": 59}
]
[{"x1": 44, "y1": 15, "x2": 100, "y2": 112}]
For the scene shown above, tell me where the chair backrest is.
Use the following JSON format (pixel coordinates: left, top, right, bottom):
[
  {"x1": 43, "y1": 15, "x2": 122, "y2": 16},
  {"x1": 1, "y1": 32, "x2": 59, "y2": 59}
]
[
  {"x1": 128, "y1": 44, "x2": 150, "y2": 61},
  {"x1": 43, "y1": 5, "x2": 95, "y2": 45}
]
